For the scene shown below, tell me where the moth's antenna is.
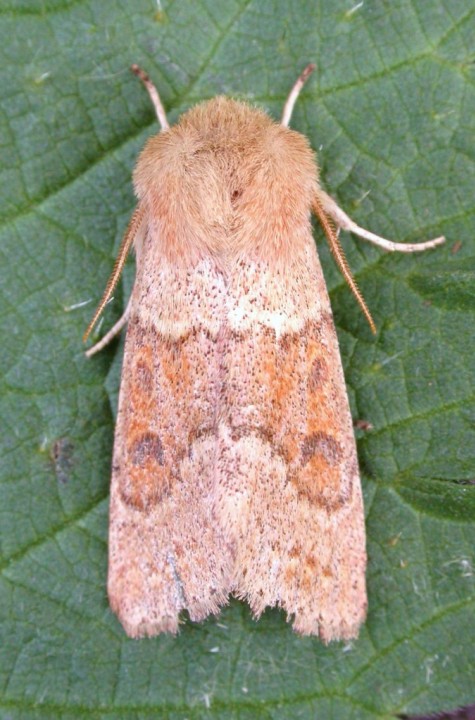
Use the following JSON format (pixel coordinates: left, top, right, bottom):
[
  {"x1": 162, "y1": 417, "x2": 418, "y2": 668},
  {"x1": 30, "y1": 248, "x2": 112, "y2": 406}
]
[
  {"x1": 313, "y1": 195, "x2": 377, "y2": 334},
  {"x1": 281, "y1": 63, "x2": 316, "y2": 128},
  {"x1": 83, "y1": 203, "x2": 145, "y2": 343},
  {"x1": 131, "y1": 64, "x2": 170, "y2": 131}
]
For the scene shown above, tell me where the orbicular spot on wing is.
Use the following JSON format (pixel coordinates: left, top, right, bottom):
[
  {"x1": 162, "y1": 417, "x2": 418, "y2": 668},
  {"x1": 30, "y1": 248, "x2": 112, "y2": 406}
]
[
  {"x1": 120, "y1": 431, "x2": 169, "y2": 511},
  {"x1": 307, "y1": 356, "x2": 328, "y2": 391},
  {"x1": 133, "y1": 357, "x2": 154, "y2": 393},
  {"x1": 303, "y1": 321, "x2": 330, "y2": 393},
  {"x1": 289, "y1": 431, "x2": 351, "y2": 511},
  {"x1": 126, "y1": 345, "x2": 156, "y2": 416}
]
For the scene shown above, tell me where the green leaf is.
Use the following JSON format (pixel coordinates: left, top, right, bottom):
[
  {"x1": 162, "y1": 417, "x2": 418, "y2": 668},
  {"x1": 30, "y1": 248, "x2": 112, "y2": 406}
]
[{"x1": 1, "y1": 1, "x2": 474, "y2": 718}]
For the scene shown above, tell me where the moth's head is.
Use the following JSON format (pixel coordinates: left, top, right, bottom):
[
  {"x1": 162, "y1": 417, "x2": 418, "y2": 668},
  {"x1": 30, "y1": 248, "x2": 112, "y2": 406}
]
[
  {"x1": 133, "y1": 96, "x2": 319, "y2": 258},
  {"x1": 135, "y1": 96, "x2": 317, "y2": 192}
]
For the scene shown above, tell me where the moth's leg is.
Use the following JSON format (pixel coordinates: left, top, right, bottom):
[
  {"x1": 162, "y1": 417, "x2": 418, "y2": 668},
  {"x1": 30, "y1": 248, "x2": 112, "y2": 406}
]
[
  {"x1": 318, "y1": 189, "x2": 445, "y2": 253},
  {"x1": 281, "y1": 63, "x2": 316, "y2": 128},
  {"x1": 85, "y1": 296, "x2": 132, "y2": 358},
  {"x1": 131, "y1": 64, "x2": 170, "y2": 131}
]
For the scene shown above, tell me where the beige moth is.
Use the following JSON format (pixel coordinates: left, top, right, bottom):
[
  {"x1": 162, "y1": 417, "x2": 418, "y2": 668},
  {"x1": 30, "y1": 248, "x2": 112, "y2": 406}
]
[{"x1": 84, "y1": 64, "x2": 445, "y2": 641}]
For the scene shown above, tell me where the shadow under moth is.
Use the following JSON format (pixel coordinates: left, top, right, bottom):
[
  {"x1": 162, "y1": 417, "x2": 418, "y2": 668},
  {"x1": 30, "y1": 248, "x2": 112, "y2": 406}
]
[{"x1": 84, "y1": 64, "x2": 444, "y2": 641}]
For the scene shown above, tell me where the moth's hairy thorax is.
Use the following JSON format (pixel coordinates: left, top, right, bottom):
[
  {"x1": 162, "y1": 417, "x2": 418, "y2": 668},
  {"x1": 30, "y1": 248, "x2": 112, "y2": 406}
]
[{"x1": 133, "y1": 97, "x2": 319, "y2": 266}]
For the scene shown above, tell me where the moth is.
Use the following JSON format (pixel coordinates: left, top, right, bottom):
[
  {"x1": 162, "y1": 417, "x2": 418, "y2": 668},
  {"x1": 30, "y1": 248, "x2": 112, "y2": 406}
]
[{"x1": 84, "y1": 64, "x2": 444, "y2": 641}]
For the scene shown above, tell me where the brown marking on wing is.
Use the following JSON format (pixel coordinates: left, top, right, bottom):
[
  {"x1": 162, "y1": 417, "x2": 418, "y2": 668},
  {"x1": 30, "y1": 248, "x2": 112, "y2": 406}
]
[
  {"x1": 116, "y1": 318, "x2": 222, "y2": 511},
  {"x1": 307, "y1": 356, "x2": 328, "y2": 391},
  {"x1": 224, "y1": 324, "x2": 302, "y2": 466},
  {"x1": 129, "y1": 344, "x2": 155, "y2": 408},
  {"x1": 291, "y1": 431, "x2": 348, "y2": 510},
  {"x1": 108, "y1": 248, "x2": 366, "y2": 639},
  {"x1": 288, "y1": 543, "x2": 302, "y2": 559},
  {"x1": 120, "y1": 429, "x2": 169, "y2": 510},
  {"x1": 298, "y1": 314, "x2": 355, "y2": 509},
  {"x1": 130, "y1": 432, "x2": 164, "y2": 466},
  {"x1": 282, "y1": 550, "x2": 328, "y2": 596},
  {"x1": 117, "y1": 342, "x2": 169, "y2": 509},
  {"x1": 134, "y1": 358, "x2": 154, "y2": 392},
  {"x1": 108, "y1": 262, "x2": 237, "y2": 637},
  {"x1": 224, "y1": 272, "x2": 366, "y2": 640},
  {"x1": 225, "y1": 316, "x2": 353, "y2": 510}
]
